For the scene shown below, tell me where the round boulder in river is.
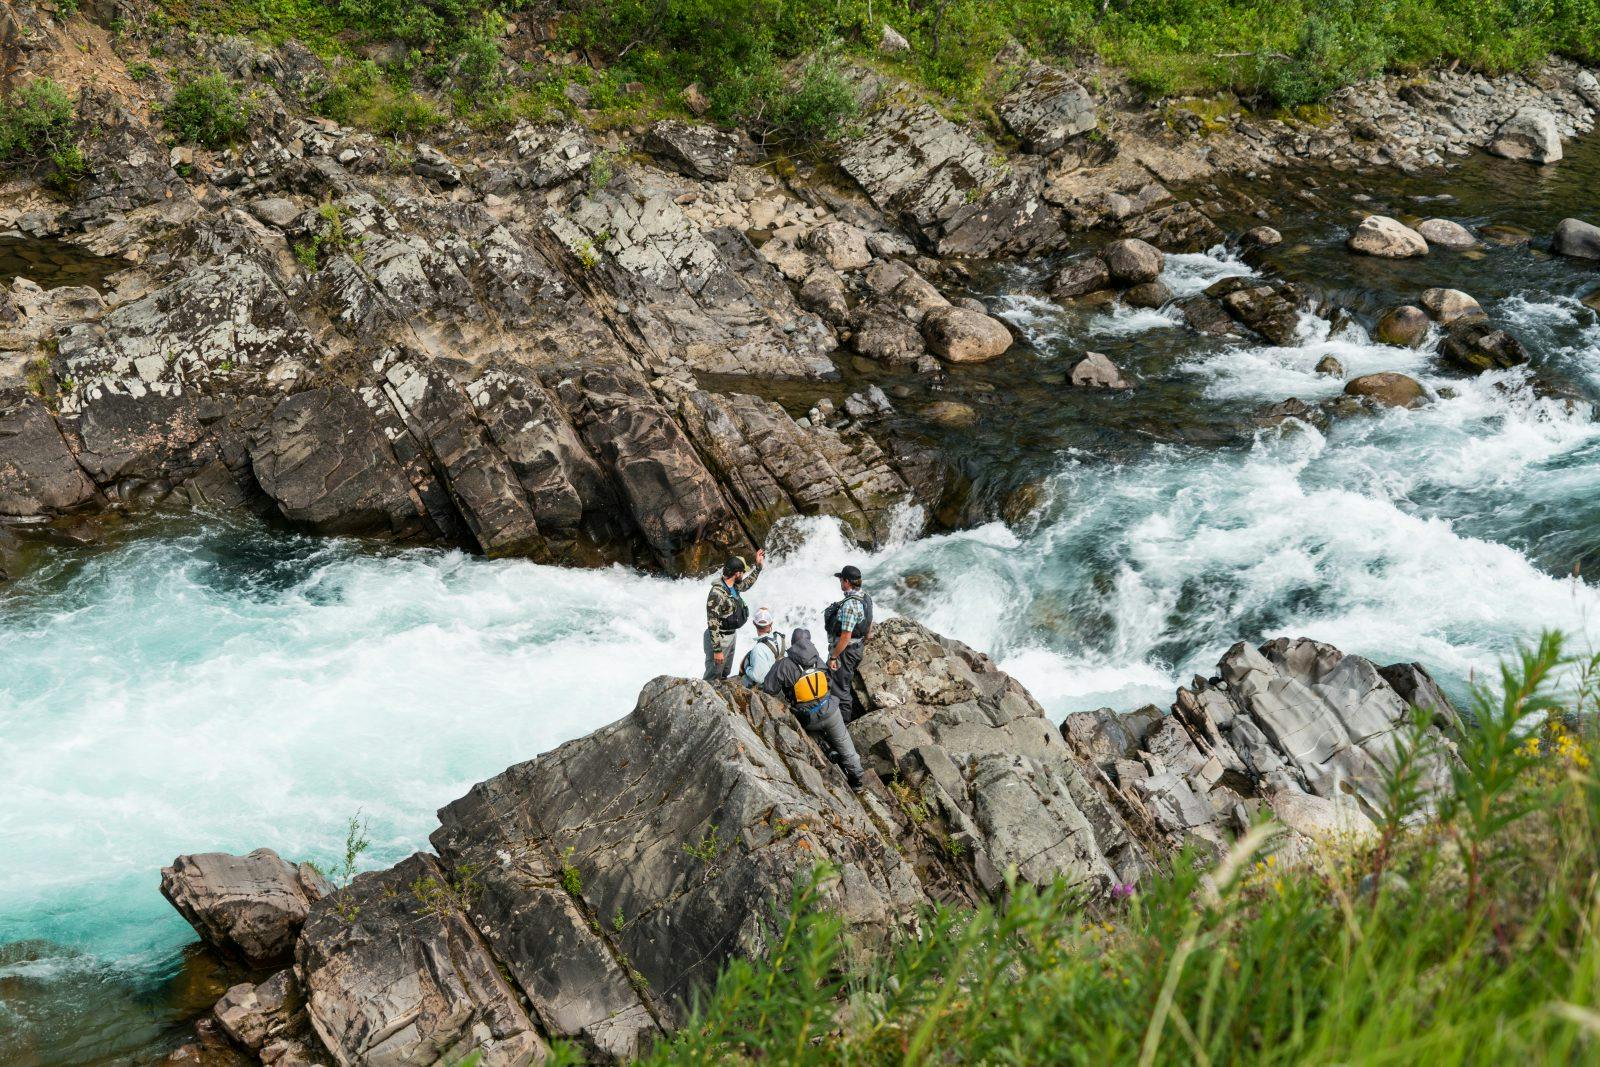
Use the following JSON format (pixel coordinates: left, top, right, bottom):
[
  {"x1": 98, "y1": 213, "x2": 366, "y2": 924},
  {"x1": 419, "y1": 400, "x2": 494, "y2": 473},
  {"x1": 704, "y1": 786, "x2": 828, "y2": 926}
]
[
  {"x1": 1419, "y1": 288, "x2": 1486, "y2": 326},
  {"x1": 1123, "y1": 280, "x2": 1173, "y2": 309},
  {"x1": 1347, "y1": 216, "x2": 1429, "y2": 258},
  {"x1": 1241, "y1": 226, "x2": 1282, "y2": 249},
  {"x1": 1552, "y1": 218, "x2": 1600, "y2": 261},
  {"x1": 1070, "y1": 351, "x2": 1133, "y2": 389},
  {"x1": 1314, "y1": 355, "x2": 1345, "y2": 377},
  {"x1": 1345, "y1": 372, "x2": 1427, "y2": 409},
  {"x1": 1051, "y1": 257, "x2": 1111, "y2": 300},
  {"x1": 1100, "y1": 238, "x2": 1165, "y2": 285},
  {"x1": 920, "y1": 306, "x2": 1013, "y2": 363},
  {"x1": 1375, "y1": 305, "x2": 1431, "y2": 347},
  {"x1": 1415, "y1": 219, "x2": 1477, "y2": 251}
]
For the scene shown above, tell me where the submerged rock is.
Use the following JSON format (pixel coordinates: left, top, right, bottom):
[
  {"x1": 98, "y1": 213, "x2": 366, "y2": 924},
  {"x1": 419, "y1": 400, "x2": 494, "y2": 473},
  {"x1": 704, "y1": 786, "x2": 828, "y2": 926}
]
[
  {"x1": 1070, "y1": 351, "x2": 1133, "y2": 389},
  {"x1": 1345, "y1": 371, "x2": 1427, "y2": 409},
  {"x1": 1440, "y1": 321, "x2": 1529, "y2": 372},
  {"x1": 160, "y1": 850, "x2": 331, "y2": 967},
  {"x1": 1347, "y1": 215, "x2": 1429, "y2": 258},
  {"x1": 1415, "y1": 218, "x2": 1477, "y2": 250},
  {"x1": 1374, "y1": 305, "x2": 1431, "y2": 348}
]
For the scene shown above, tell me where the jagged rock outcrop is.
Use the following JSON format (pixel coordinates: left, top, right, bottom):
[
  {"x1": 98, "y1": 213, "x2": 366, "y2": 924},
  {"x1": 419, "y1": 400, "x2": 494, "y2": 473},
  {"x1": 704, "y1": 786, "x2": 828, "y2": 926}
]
[
  {"x1": 0, "y1": 389, "x2": 100, "y2": 516},
  {"x1": 297, "y1": 853, "x2": 548, "y2": 1066},
  {"x1": 838, "y1": 103, "x2": 1062, "y2": 257},
  {"x1": 1063, "y1": 637, "x2": 1460, "y2": 855},
  {"x1": 165, "y1": 620, "x2": 1469, "y2": 1064}
]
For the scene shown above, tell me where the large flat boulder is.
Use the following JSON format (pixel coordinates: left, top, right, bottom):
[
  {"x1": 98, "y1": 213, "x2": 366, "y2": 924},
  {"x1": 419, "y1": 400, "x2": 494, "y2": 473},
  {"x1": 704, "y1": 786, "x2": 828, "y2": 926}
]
[
  {"x1": 998, "y1": 62, "x2": 1097, "y2": 153},
  {"x1": 298, "y1": 853, "x2": 547, "y2": 1067},
  {"x1": 1488, "y1": 106, "x2": 1563, "y2": 163},
  {"x1": 160, "y1": 849, "x2": 331, "y2": 967}
]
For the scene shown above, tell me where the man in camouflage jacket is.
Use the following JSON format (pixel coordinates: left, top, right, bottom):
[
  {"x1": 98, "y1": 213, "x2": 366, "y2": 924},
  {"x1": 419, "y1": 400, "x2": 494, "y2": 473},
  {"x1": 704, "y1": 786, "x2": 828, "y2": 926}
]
[{"x1": 703, "y1": 548, "x2": 765, "y2": 680}]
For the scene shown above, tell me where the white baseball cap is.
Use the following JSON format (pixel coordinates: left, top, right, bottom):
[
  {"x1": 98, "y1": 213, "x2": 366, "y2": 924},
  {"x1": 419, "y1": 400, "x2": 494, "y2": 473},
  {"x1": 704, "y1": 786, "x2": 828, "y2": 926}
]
[{"x1": 753, "y1": 607, "x2": 773, "y2": 627}]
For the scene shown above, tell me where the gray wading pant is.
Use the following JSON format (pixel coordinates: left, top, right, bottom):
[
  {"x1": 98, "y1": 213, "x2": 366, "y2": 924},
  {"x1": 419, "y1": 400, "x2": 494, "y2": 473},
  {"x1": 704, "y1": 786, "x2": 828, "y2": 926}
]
[
  {"x1": 831, "y1": 639, "x2": 865, "y2": 722},
  {"x1": 703, "y1": 628, "x2": 737, "y2": 681},
  {"x1": 805, "y1": 699, "x2": 864, "y2": 784}
]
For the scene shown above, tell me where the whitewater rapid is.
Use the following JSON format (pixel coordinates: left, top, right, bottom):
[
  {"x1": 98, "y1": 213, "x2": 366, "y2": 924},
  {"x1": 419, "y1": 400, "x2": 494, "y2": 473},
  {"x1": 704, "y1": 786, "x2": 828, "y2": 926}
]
[{"x1": 4, "y1": 246, "x2": 1600, "y2": 1052}]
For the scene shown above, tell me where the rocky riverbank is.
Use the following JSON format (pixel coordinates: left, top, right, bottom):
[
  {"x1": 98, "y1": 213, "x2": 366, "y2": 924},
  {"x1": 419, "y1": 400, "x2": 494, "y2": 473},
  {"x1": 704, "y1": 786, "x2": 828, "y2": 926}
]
[
  {"x1": 2, "y1": 2, "x2": 1599, "y2": 581},
  {"x1": 155, "y1": 618, "x2": 1465, "y2": 1065}
]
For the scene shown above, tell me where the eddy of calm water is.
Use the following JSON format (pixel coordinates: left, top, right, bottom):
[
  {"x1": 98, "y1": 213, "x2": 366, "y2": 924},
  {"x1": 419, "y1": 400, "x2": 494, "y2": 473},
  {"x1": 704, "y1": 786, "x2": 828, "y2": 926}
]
[{"x1": 5, "y1": 139, "x2": 1600, "y2": 1064}]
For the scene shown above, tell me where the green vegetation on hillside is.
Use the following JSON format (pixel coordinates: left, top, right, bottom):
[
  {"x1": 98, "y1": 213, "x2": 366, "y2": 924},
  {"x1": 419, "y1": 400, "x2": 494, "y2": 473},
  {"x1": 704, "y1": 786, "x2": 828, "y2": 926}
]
[
  {"x1": 563, "y1": 0, "x2": 1600, "y2": 110},
  {"x1": 0, "y1": 78, "x2": 87, "y2": 192},
  {"x1": 137, "y1": 0, "x2": 1600, "y2": 142},
  {"x1": 629, "y1": 632, "x2": 1600, "y2": 1064}
]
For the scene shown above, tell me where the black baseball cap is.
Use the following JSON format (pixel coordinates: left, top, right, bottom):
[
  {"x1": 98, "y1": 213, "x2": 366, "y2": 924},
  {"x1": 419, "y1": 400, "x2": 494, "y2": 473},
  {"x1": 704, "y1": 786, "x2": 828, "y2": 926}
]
[{"x1": 834, "y1": 564, "x2": 862, "y2": 583}]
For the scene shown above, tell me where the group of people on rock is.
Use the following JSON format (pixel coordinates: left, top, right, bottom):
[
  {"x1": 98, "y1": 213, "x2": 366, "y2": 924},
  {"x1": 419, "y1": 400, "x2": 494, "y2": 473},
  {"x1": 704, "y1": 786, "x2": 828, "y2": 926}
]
[{"x1": 701, "y1": 551, "x2": 870, "y2": 789}]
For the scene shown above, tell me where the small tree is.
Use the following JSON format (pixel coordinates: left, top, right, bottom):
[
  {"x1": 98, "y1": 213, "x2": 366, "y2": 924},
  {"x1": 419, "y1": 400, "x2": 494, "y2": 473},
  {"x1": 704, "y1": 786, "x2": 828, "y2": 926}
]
[{"x1": 163, "y1": 74, "x2": 253, "y2": 148}]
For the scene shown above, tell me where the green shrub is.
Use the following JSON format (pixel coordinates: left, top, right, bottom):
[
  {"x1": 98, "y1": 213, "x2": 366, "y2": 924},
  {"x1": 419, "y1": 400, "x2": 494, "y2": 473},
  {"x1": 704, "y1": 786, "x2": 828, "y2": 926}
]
[
  {"x1": 766, "y1": 56, "x2": 858, "y2": 144},
  {"x1": 1256, "y1": 1, "x2": 1394, "y2": 107},
  {"x1": 367, "y1": 86, "x2": 444, "y2": 137},
  {"x1": 0, "y1": 79, "x2": 76, "y2": 163},
  {"x1": 163, "y1": 74, "x2": 253, "y2": 147}
]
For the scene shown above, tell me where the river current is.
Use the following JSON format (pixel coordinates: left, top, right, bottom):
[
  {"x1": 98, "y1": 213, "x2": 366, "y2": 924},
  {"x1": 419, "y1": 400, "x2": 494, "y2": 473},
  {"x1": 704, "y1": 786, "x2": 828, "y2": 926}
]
[{"x1": 4, "y1": 140, "x2": 1600, "y2": 1062}]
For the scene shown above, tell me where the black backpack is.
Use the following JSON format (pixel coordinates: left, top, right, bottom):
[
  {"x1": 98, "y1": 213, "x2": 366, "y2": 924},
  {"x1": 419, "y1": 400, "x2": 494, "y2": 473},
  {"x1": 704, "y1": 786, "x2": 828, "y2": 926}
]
[{"x1": 823, "y1": 590, "x2": 873, "y2": 642}]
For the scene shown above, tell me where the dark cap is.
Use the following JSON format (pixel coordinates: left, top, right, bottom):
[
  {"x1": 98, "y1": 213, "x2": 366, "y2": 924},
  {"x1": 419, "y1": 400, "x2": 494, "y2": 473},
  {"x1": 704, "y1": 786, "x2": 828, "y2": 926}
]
[
  {"x1": 722, "y1": 555, "x2": 747, "y2": 576},
  {"x1": 834, "y1": 564, "x2": 862, "y2": 583}
]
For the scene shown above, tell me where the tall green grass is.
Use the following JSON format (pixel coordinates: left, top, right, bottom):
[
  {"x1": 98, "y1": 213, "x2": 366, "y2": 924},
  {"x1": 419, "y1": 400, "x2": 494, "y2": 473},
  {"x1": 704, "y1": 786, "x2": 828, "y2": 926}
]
[{"x1": 634, "y1": 632, "x2": 1600, "y2": 1064}]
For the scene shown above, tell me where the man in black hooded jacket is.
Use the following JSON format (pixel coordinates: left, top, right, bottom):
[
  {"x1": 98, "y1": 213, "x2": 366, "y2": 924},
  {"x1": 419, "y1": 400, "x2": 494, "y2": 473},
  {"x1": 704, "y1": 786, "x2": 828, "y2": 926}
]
[{"x1": 762, "y1": 628, "x2": 865, "y2": 789}]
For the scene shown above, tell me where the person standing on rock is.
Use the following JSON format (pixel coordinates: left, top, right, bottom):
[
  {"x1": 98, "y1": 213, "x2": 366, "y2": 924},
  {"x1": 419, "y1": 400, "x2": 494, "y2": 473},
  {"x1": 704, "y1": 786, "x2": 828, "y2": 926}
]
[
  {"x1": 823, "y1": 564, "x2": 873, "y2": 722},
  {"x1": 703, "y1": 549, "x2": 764, "y2": 681},
  {"x1": 740, "y1": 607, "x2": 785, "y2": 687},
  {"x1": 762, "y1": 628, "x2": 865, "y2": 790}
]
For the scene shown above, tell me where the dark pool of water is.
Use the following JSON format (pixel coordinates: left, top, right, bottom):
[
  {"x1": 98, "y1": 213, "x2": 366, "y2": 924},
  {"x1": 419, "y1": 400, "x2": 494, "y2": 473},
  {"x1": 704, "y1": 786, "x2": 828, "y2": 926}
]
[{"x1": 0, "y1": 235, "x2": 127, "y2": 291}]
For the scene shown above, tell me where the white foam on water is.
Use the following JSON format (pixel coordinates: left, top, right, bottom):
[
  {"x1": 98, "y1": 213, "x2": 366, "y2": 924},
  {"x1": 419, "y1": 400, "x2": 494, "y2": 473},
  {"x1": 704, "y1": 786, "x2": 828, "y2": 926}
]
[
  {"x1": 1183, "y1": 313, "x2": 1436, "y2": 401},
  {"x1": 1162, "y1": 246, "x2": 1253, "y2": 297}
]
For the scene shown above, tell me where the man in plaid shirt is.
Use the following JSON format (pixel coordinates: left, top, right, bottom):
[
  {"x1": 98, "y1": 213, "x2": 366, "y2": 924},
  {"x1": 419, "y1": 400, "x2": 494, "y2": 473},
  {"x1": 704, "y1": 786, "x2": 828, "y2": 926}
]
[{"x1": 824, "y1": 564, "x2": 873, "y2": 722}]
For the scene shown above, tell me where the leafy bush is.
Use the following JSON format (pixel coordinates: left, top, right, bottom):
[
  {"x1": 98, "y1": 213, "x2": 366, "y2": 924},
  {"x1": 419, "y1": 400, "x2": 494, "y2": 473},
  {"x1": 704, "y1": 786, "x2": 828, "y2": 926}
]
[
  {"x1": 0, "y1": 79, "x2": 76, "y2": 162},
  {"x1": 643, "y1": 632, "x2": 1600, "y2": 1065},
  {"x1": 1256, "y1": 0, "x2": 1393, "y2": 107},
  {"x1": 163, "y1": 74, "x2": 253, "y2": 147},
  {"x1": 766, "y1": 57, "x2": 858, "y2": 144}
]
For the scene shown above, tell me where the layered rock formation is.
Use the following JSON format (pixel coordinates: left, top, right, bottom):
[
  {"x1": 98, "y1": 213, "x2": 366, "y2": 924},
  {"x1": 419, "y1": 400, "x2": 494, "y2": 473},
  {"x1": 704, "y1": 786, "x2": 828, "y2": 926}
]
[{"x1": 162, "y1": 620, "x2": 1464, "y2": 1065}]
